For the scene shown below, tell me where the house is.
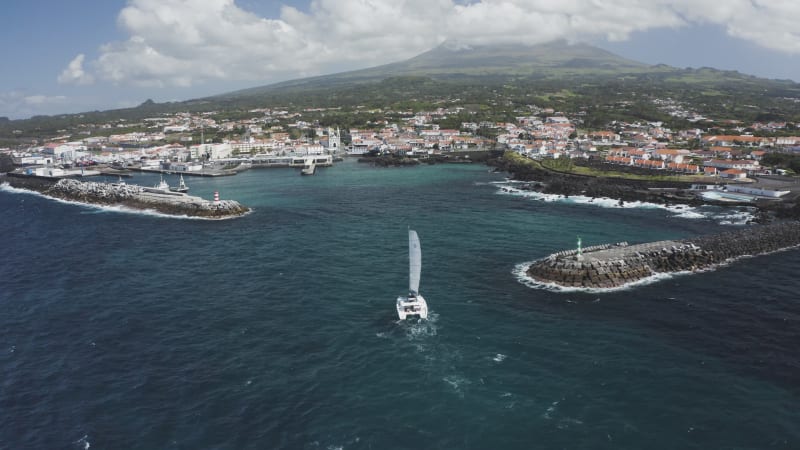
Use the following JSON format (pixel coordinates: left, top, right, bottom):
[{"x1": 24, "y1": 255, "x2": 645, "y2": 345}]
[
  {"x1": 775, "y1": 136, "x2": 800, "y2": 147},
  {"x1": 721, "y1": 168, "x2": 747, "y2": 179},
  {"x1": 605, "y1": 155, "x2": 634, "y2": 166},
  {"x1": 634, "y1": 159, "x2": 665, "y2": 170},
  {"x1": 667, "y1": 162, "x2": 700, "y2": 173},
  {"x1": 703, "y1": 135, "x2": 772, "y2": 147},
  {"x1": 588, "y1": 131, "x2": 620, "y2": 143},
  {"x1": 704, "y1": 159, "x2": 760, "y2": 172},
  {"x1": 654, "y1": 149, "x2": 690, "y2": 163}
]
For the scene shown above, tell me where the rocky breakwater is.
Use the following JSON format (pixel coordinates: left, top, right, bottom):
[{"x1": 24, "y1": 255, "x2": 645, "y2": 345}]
[
  {"x1": 8, "y1": 175, "x2": 249, "y2": 218},
  {"x1": 526, "y1": 221, "x2": 800, "y2": 289}
]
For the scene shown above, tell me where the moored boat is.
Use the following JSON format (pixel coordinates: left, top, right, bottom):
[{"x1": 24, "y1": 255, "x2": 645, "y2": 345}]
[{"x1": 170, "y1": 175, "x2": 189, "y2": 193}]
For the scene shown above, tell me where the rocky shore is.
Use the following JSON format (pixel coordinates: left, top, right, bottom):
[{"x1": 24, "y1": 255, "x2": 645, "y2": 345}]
[
  {"x1": 2, "y1": 173, "x2": 249, "y2": 219},
  {"x1": 358, "y1": 150, "x2": 494, "y2": 167},
  {"x1": 526, "y1": 221, "x2": 800, "y2": 289},
  {"x1": 490, "y1": 153, "x2": 703, "y2": 203},
  {"x1": 488, "y1": 152, "x2": 800, "y2": 221}
]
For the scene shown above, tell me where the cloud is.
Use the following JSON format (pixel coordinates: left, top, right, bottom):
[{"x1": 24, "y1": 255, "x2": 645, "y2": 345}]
[
  {"x1": 66, "y1": 0, "x2": 800, "y2": 88},
  {"x1": 0, "y1": 91, "x2": 70, "y2": 119},
  {"x1": 24, "y1": 94, "x2": 68, "y2": 105},
  {"x1": 58, "y1": 54, "x2": 95, "y2": 85}
]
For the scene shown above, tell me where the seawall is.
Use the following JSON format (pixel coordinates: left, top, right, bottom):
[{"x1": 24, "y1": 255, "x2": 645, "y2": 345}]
[
  {"x1": 526, "y1": 221, "x2": 800, "y2": 289},
  {"x1": 3, "y1": 173, "x2": 249, "y2": 219}
]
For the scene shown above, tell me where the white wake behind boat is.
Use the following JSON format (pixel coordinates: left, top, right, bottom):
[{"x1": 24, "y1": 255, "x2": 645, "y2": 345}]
[{"x1": 397, "y1": 229, "x2": 428, "y2": 320}]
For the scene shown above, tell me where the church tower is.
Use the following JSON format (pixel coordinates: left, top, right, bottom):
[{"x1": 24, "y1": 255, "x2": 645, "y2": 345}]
[{"x1": 327, "y1": 127, "x2": 341, "y2": 152}]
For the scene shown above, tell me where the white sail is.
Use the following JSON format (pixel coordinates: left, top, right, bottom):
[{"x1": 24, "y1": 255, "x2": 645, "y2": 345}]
[
  {"x1": 409, "y1": 229, "x2": 421, "y2": 295},
  {"x1": 397, "y1": 228, "x2": 428, "y2": 320}
]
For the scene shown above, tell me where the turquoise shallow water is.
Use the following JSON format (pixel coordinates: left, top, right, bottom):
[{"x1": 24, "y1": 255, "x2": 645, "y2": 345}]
[{"x1": 1, "y1": 160, "x2": 799, "y2": 449}]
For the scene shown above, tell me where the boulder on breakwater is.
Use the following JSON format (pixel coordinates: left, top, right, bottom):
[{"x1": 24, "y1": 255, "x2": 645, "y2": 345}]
[
  {"x1": 526, "y1": 221, "x2": 800, "y2": 289},
  {"x1": 3, "y1": 174, "x2": 249, "y2": 218}
]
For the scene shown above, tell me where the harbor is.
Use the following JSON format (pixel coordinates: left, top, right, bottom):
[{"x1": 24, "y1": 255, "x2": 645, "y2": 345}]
[{"x1": 126, "y1": 154, "x2": 335, "y2": 176}]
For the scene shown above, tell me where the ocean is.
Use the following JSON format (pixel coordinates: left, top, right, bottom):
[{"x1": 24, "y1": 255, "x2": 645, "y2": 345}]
[{"x1": 1, "y1": 159, "x2": 798, "y2": 449}]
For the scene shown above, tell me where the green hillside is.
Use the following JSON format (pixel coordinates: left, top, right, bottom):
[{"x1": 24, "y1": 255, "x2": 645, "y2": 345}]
[{"x1": 3, "y1": 40, "x2": 800, "y2": 142}]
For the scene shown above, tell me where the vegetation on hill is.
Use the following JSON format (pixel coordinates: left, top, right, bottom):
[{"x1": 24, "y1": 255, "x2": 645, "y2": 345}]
[
  {"x1": 762, "y1": 153, "x2": 800, "y2": 174},
  {"x1": 2, "y1": 41, "x2": 800, "y2": 143}
]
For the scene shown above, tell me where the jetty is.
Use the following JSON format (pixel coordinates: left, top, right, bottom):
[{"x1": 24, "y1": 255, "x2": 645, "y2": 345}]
[
  {"x1": 527, "y1": 221, "x2": 800, "y2": 289},
  {"x1": 3, "y1": 173, "x2": 249, "y2": 219}
]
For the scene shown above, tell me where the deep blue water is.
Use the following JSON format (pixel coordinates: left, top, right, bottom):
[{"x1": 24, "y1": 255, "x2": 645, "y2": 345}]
[{"x1": 1, "y1": 160, "x2": 799, "y2": 449}]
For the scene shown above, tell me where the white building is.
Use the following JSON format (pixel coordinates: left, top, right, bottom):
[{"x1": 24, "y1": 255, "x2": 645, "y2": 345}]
[{"x1": 193, "y1": 143, "x2": 233, "y2": 160}]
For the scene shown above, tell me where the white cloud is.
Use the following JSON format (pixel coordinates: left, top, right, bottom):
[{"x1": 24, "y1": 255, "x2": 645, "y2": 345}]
[
  {"x1": 24, "y1": 95, "x2": 68, "y2": 105},
  {"x1": 58, "y1": 54, "x2": 95, "y2": 85},
  {"x1": 64, "y1": 0, "x2": 800, "y2": 88},
  {"x1": 0, "y1": 91, "x2": 70, "y2": 119}
]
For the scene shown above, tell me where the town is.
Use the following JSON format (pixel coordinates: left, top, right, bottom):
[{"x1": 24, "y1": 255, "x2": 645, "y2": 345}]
[{"x1": 2, "y1": 98, "x2": 800, "y2": 205}]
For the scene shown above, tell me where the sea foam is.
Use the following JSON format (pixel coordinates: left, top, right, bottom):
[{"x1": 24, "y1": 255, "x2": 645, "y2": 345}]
[
  {"x1": 495, "y1": 183, "x2": 756, "y2": 224},
  {"x1": 512, "y1": 261, "x2": 689, "y2": 294}
]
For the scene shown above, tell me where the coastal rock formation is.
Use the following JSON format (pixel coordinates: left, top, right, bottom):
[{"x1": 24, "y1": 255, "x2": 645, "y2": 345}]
[
  {"x1": 489, "y1": 153, "x2": 702, "y2": 205},
  {"x1": 3, "y1": 174, "x2": 249, "y2": 218},
  {"x1": 527, "y1": 221, "x2": 800, "y2": 289},
  {"x1": 488, "y1": 151, "x2": 800, "y2": 221}
]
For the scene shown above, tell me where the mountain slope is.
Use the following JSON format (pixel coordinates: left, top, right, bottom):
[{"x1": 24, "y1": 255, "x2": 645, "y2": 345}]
[
  {"x1": 203, "y1": 40, "x2": 800, "y2": 126},
  {"x1": 219, "y1": 40, "x2": 650, "y2": 99},
  {"x1": 366, "y1": 40, "x2": 646, "y2": 74}
]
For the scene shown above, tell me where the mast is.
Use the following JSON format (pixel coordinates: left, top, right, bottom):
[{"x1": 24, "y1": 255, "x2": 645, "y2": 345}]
[{"x1": 409, "y1": 229, "x2": 421, "y2": 295}]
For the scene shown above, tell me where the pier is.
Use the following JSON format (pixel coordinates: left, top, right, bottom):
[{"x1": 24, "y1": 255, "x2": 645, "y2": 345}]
[
  {"x1": 527, "y1": 222, "x2": 800, "y2": 289},
  {"x1": 3, "y1": 173, "x2": 249, "y2": 219}
]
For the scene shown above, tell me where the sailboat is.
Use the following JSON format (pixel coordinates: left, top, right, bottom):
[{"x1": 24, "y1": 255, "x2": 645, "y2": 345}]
[
  {"x1": 396, "y1": 228, "x2": 429, "y2": 320},
  {"x1": 170, "y1": 174, "x2": 189, "y2": 193}
]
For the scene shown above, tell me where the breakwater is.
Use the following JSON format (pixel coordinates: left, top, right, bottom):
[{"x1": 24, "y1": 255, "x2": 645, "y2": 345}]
[
  {"x1": 3, "y1": 173, "x2": 249, "y2": 218},
  {"x1": 527, "y1": 221, "x2": 800, "y2": 289}
]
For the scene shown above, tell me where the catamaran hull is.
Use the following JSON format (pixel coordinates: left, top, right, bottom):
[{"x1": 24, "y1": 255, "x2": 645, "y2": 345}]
[{"x1": 397, "y1": 295, "x2": 428, "y2": 320}]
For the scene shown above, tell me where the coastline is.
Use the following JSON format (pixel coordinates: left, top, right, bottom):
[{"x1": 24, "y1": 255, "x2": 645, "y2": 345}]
[{"x1": 488, "y1": 152, "x2": 800, "y2": 222}]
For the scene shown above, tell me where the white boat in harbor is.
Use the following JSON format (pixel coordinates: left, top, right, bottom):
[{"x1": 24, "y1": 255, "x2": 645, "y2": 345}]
[
  {"x1": 397, "y1": 229, "x2": 429, "y2": 320},
  {"x1": 170, "y1": 175, "x2": 189, "y2": 193},
  {"x1": 142, "y1": 175, "x2": 171, "y2": 193},
  {"x1": 142, "y1": 175, "x2": 185, "y2": 196}
]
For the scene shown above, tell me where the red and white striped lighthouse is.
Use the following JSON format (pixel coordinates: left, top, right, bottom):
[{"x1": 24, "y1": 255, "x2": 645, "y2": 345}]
[{"x1": 213, "y1": 191, "x2": 220, "y2": 205}]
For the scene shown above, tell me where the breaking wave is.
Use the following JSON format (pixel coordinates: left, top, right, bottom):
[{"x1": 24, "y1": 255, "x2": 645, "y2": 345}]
[
  {"x1": 511, "y1": 261, "x2": 690, "y2": 294},
  {"x1": 494, "y1": 182, "x2": 756, "y2": 225}
]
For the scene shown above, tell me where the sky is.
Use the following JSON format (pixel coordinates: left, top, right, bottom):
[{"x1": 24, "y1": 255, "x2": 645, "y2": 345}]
[{"x1": 2, "y1": 0, "x2": 800, "y2": 120}]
